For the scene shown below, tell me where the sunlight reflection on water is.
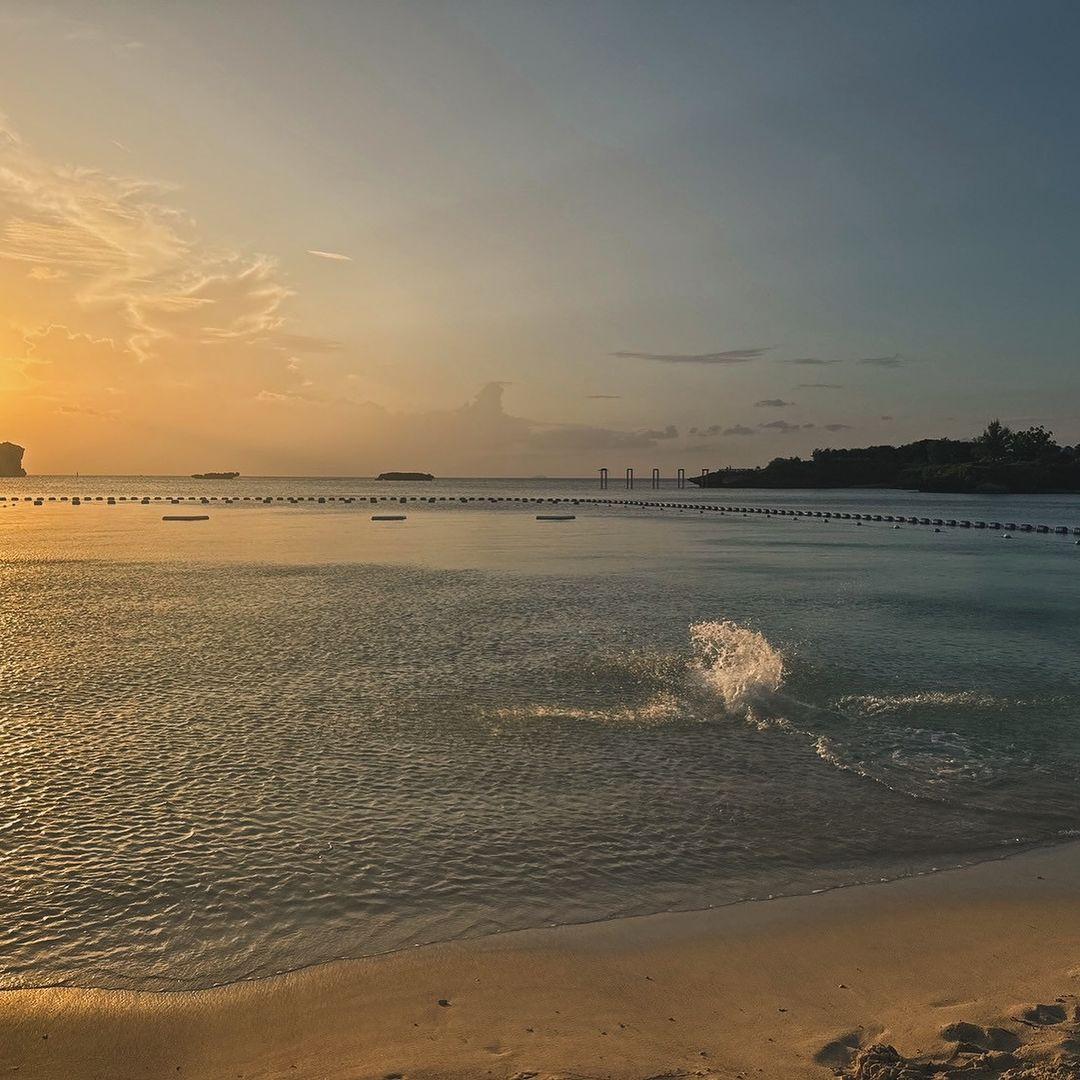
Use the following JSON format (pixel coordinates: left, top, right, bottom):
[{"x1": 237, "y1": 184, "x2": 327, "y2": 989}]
[{"x1": 1, "y1": 488, "x2": 1078, "y2": 989}]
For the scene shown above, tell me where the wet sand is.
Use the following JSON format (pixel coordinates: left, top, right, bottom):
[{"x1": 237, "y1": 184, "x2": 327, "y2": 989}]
[{"x1": 2, "y1": 841, "x2": 1079, "y2": 1080}]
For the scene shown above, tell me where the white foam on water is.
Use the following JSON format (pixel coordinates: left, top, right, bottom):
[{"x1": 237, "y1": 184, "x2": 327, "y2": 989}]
[
  {"x1": 836, "y1": 690, "x2": 1005, "y2": 715},
  {"x1": 491, "y1": 690, "x2": 683, "y2": 726}
]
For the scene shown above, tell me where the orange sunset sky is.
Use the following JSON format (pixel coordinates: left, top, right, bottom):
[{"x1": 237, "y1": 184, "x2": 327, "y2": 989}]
[{"x1": 3, "y1": 2, "x2": 1078, "y2": 475}]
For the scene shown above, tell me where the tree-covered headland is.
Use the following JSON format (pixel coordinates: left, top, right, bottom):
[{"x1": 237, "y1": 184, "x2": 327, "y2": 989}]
[{"x1": 693, "y1": 421, "x2": 1080, "y2": 493}]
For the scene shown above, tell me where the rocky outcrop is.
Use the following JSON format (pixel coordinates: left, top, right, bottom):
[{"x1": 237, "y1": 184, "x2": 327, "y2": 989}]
[{"x1": 0, "y1": 442, "x2": 26, "y2": 477}]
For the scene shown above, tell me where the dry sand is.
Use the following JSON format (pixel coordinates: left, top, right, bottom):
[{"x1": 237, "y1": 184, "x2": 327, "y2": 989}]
[{"x1": 2, "y1": 842, "x2": 1079, "y2": 1080}]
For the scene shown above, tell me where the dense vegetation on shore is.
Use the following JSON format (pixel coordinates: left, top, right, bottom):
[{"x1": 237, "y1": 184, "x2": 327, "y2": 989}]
[{"x1": 695, "y1": 421, "x2": 1080, "y2": 493}]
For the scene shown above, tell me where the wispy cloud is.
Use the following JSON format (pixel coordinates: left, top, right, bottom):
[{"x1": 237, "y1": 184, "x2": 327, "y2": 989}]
[
  {"x1": 858, "y1": 354, "x2": 905, "y2": 368},
  {"x1": 758, "y1": 419, "x2": 802, "y2": 433},
  {"x1": 640, "y1": 424, "x2": 679, "y2": 440},
  {"x1": 612, "y1": 348, "x2": 768, "y2": 365},
  {"x1": 10, "y1": 13, "x2": 143, "y2": 54},
  {"x1": 306, "y1": 249, "x2": 352, "y2": 262},
  {"x1": 56, "y1": 402, "x2": 118, "y2": 419},
  {"x1": 28, "y1": 265, "x2": 66, "y2": 280},
  {"x1": 881, "y1": 415, "x2": 894, "y2": 421},
  {"x1": 755, "y1": 398, "x2": 794, "y2": 408},
  {"x1": 20, "y1": 323, "x2": 133, "y2": 389},
  {"x1": 270, "y1": 332, "x2": 343, "y2": 354},
  {"x1": 798, "y1": 382, "x2": 843, "y2": 389},
  {"x1": 780, "y1": 357, "x2": 841, "y2": 365},
  {"x1": 528, "y1": 421, "x2": 678, "y2": 451},
  {"x1": 586, "y1": 394, "x2": 622, "y2": 399},
  {"x1": 823, "y1": 423, "x2": 853, "y2": 431},
  {"x1": 691, "y1": 422, "x2": 758, "y2": 438},
  {"x1": 0, "y1": 116, "x2": 299, "y2": 364}
]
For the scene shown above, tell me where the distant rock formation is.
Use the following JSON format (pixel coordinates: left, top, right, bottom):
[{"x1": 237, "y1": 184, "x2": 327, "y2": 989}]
[
  {"x1": 0, "y1": 442, "x2": 26, "y2": 477},
  {"x1": 377, "y1": 471, "x2": 434, "y2": 481}
]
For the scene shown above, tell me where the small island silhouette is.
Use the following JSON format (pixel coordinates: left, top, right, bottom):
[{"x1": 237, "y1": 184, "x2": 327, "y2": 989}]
[
  {"x1": 377, "y1": 471, "x2": 434, "y2": 481},
  {"x1": 0, "y1": 442, "x2": 26, "y2": 477}
]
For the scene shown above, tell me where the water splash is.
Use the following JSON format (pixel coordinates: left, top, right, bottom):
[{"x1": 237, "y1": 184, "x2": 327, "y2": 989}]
[
  {"x1": 687, "y1": 620, "x2": 785, "y2": 711},
  {"x1": 493, "y1": 620, "x2": 786, "y2": 727}
]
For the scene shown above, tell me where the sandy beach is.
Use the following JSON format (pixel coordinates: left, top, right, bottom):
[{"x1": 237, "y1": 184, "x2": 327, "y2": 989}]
[{"x1": 2, "y1": 841, "x2": 1078, "y2": 1080}]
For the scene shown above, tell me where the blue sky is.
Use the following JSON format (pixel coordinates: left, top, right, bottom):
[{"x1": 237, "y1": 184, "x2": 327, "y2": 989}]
[{"x1": 1, "y1": 1, "x2": 1078, "y2": 473}]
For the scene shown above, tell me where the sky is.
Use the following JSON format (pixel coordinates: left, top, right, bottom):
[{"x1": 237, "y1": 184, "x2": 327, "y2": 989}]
[{"x1": 1, "y1": 0, "x2": 1078, "y2": 476}]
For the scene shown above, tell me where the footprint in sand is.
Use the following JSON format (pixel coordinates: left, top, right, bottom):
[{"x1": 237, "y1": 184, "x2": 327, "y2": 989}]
[
  {"x1": 835, "y1": 993, "x2": 1080, "y2": 1079},
  {"x1": 940, "y1": 1021, "x2": 1020, "y2": 1051},
  {"x1": 814, "y1": 1029, "x2": 877, "y2": 1069},
  {"x1": 1014, "y1": 1002, "x2": 1067, "y2": 1026}
]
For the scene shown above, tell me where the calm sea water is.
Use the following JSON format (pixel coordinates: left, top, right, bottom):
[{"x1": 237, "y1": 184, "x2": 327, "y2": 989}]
[{"x1": 1, "y1": 476, "x2": 1078, "y2": 990}]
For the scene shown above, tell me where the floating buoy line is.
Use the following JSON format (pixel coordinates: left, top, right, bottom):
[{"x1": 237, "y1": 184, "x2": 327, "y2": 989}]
[{"x1": 0, "y1": 492, "x2": 1077, "y2": 538}]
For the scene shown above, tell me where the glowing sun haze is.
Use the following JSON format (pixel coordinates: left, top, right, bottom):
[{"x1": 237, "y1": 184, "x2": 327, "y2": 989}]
[{"x1": 1, "y1": 1, "x2": 1078, "y2": 475}]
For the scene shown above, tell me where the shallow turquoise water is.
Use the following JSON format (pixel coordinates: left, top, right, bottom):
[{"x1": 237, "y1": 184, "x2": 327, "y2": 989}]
[{"x1": 0, "y1": 479, "x2": 1078, "y2": 989}]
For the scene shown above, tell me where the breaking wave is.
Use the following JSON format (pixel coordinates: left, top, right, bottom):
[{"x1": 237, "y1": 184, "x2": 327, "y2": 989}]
[
  {"x1": 491, "y1": 620, "x2": 785, "y2": 726},
  {"x1": 488, "y1": 620, "x2": 1031, "y2": 808}
]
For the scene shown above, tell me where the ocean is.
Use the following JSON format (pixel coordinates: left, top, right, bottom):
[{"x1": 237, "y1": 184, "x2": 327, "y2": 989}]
[{"x1": 1, "y1": 476, "x2": 1078, "y2": 990}]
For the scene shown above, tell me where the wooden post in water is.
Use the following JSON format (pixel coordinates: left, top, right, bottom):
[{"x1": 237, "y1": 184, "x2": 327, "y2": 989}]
[
  {"x1": 625, "y1": 467, "x2": 634, "y2": 490},
  {"x1": 651, "y1": 467, "x2": 660, "y2": 490},
  {"x1": 677, "y1": 468, "x2": 685, "y2": 490},
  {"x1": 599, "y1": 467, "x2": 609, "y2": 490}
]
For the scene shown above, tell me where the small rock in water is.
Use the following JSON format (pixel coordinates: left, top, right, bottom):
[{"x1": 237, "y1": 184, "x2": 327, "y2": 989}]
[{"x1": 437, "y1": 998, "x2": 451, "y2": 1007}]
